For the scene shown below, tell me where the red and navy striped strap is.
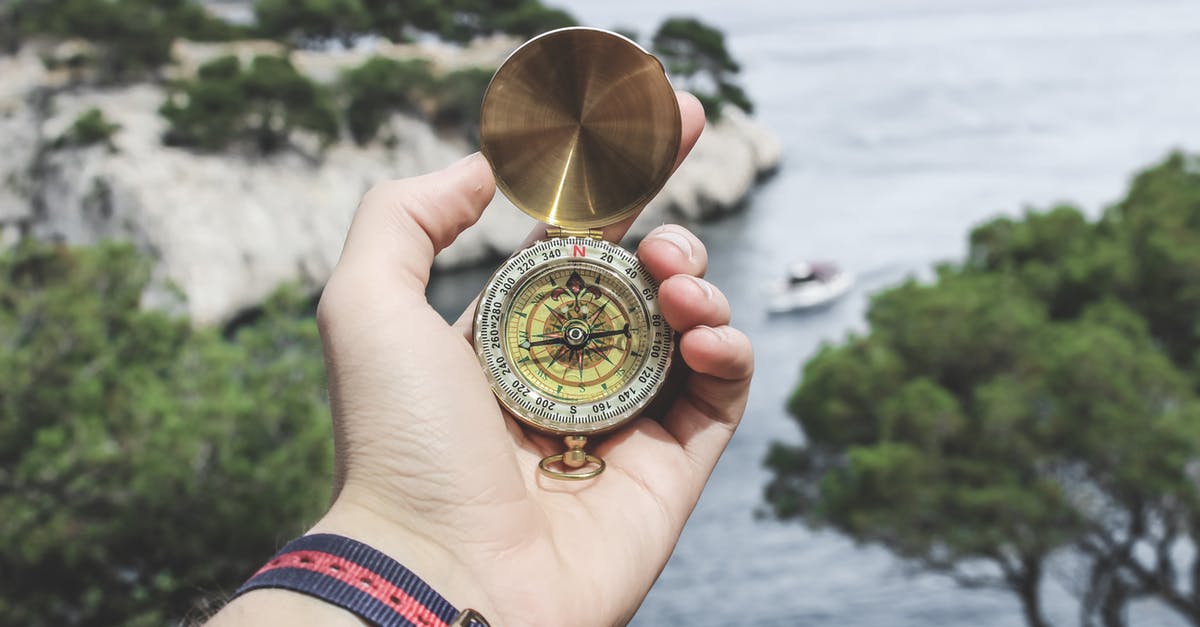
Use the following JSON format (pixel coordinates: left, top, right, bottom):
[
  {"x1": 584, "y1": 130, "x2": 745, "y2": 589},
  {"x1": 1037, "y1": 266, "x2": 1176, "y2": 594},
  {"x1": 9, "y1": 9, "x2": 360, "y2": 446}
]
[{"x1": 234, "y1": 534, "x2": 488, "y2": 627}]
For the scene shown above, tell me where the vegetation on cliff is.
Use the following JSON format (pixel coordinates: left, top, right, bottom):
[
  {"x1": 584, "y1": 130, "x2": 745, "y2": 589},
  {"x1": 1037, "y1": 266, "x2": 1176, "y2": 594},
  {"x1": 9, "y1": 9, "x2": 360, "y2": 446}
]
[
  {"x1": 3, "y1": 1, "x2": 755, "y2": 154},
  {"x1": 766, "y1": 152, "x2": 1200, "y2": 627},
  {"x1": 52, "y1": 108, "x2": 122, "y2": 151},
  {"x1": 161, "y1": 54, "x2": 340, "y2": 153},
  {"x1": 4, "y1": 0, "x2": 240, "y2": 78},
  {"x1": 254, "y1": 0, "x2": 576, "y2": 46}
]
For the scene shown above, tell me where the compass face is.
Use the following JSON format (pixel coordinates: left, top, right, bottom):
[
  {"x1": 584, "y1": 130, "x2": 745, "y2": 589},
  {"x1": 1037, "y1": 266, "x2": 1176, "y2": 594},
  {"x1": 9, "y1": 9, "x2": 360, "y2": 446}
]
[{"x1": 474, "y1": 237, "x2": 674, "y2": 434}]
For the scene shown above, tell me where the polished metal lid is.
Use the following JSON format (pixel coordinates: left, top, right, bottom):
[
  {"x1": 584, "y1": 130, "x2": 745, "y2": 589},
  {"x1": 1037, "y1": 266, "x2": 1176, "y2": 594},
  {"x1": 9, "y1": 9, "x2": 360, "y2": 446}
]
[{"x1": 479, "y1": 28, "x2": 681, "y2": 229}]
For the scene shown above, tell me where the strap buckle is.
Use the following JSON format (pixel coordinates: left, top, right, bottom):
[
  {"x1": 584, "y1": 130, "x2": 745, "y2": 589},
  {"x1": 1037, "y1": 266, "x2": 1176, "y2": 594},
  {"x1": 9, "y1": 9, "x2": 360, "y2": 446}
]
[{"x1": 450, "y1": 608, "x2": 491, "y2": 627}]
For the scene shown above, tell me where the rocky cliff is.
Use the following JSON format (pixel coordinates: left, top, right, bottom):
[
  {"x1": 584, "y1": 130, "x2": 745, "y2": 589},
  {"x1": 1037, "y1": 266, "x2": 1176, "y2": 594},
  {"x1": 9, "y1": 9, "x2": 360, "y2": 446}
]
[{"x1": 0, "y1": 39, "x2": 781, "y2": 324}]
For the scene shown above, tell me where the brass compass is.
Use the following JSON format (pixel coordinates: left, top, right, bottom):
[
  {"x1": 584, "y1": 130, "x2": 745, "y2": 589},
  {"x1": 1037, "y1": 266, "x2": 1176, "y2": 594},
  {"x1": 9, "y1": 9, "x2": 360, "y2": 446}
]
[{"x1": 472, "y1": 28, "x2": 680, "y2": 480}]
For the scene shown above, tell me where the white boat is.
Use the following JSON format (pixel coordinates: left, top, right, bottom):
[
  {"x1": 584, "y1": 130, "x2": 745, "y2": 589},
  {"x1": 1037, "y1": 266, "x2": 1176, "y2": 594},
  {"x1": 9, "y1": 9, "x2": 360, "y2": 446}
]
[{"x1": 767, "y1": 261, "x2": 855, "y2": 313}]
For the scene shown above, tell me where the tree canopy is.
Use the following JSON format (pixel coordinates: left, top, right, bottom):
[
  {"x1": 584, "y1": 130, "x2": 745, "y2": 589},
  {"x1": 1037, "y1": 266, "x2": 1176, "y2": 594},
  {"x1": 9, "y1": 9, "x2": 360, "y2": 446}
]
[
  {"x1": 161, "y1": 54, "x2": 340, "y2": 154},
  {"x1": 5, "y1": 0, "x2": 240, "y2": 79},
  {"x1": 253, "y1": 0, "x2": 576, "y2": 47},
  {"x1": 0, "y1": 242, "x2": 333, "y2": 626},
  {"x1": 766, "y1": 152, "x2": 1200, "y2": 627},
  {"x1": 652, "y1": 16, "x2": 753, "y2": 118}
]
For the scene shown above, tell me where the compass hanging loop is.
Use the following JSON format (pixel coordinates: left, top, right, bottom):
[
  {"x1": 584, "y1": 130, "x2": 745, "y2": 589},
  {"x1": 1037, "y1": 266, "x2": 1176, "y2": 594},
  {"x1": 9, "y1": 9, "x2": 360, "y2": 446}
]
[{"x1": 539, "y1": 436, "x2": 606, "y2": 480}]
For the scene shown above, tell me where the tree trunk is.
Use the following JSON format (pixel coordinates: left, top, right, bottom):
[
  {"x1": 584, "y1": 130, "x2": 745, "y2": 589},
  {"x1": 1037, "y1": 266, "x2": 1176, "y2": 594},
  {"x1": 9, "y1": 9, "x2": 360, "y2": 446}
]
[
  {"x1": 1100, "y1": 583, "x2": 1128, "y2": 627},
  {"x1": 1014, "y1": 558, "x2": 1051, "y2": 627}
]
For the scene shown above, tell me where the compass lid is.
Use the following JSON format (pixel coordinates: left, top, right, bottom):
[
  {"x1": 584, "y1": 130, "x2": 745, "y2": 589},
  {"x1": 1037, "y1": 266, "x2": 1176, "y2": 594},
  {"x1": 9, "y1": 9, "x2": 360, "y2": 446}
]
[{"x1": 479, "y1": 28, "x2": 682, "y2": 230}]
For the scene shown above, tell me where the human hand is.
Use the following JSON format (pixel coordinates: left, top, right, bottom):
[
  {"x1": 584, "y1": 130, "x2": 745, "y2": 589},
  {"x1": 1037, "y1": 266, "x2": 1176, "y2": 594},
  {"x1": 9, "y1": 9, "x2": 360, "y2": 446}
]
[{"x1": 218, "y1": 93, "x2": 753, "y2": 627}]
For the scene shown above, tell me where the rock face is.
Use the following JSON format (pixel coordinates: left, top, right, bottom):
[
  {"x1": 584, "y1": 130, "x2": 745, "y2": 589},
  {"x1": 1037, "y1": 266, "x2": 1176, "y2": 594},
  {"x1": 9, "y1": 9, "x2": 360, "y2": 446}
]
[{"x1": 0, "y1": 40, "x2": 781, "y2": 325}]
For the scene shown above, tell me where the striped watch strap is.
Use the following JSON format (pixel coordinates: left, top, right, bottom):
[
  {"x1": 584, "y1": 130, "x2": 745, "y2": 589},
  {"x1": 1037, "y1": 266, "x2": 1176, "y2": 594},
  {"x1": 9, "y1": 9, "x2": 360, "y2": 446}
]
[{"x1": 234, "y1": 534, "x2": 488, "y2": 627}]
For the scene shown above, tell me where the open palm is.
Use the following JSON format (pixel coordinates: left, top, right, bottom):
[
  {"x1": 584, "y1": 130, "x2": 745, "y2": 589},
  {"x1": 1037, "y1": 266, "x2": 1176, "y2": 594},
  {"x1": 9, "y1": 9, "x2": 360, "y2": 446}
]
[{"x1": 307, "y1": 93, "x2": 753, "y2": 627}]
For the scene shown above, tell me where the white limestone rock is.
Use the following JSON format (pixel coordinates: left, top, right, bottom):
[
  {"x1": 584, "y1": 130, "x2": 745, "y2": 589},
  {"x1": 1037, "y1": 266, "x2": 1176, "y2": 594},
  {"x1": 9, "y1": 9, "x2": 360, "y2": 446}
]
[{"x1": 0, "y1": 41, "x2": 780, "y2": 324}]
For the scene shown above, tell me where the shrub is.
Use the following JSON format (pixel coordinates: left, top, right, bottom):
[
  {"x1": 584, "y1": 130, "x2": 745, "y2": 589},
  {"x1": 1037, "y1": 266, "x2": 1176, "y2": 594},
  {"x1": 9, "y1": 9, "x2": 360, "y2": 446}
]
[
  {"x1": 0, "y1": 241, "x2": 332, "y2": 626},
  {"x1": 340, "y1": 56, "x2": 434, "y2": 145},
  {"x1": 54, "y1": 108, "x2": 121, "y2": 150},
  {"x1": 161, "y1": 54, "x2": 340, "y2": 154}
]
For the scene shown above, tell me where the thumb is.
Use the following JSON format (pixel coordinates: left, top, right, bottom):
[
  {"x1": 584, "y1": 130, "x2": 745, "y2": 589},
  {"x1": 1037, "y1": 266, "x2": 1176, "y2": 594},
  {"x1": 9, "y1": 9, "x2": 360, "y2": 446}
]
[{"x1": 334, "y1": 153, "x2": 496, "y2": 292}]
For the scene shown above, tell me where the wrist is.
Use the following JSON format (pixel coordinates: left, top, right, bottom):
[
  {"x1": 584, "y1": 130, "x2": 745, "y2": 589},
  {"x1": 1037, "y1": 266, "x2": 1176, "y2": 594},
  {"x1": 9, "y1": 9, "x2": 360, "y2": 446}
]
[{"x1": 308, "y1": 487, "x2": 499, "y2": 623}]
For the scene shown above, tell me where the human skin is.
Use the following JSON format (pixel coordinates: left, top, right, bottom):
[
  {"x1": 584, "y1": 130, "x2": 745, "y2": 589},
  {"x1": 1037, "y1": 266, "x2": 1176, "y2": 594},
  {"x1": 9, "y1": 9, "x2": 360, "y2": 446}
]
[{"x1": 207, "y1": 92, "x2": 754, "y2": 627}]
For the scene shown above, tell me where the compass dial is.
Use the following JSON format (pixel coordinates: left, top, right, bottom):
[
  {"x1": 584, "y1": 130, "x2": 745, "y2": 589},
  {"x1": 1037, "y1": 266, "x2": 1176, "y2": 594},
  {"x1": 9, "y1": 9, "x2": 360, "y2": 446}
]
[
  {"x1": 506, "y1": 265, "x2": 646, "y2": 404},
  {"x1": 474, "y1": 237, "x2": 674, "y2": 434}
]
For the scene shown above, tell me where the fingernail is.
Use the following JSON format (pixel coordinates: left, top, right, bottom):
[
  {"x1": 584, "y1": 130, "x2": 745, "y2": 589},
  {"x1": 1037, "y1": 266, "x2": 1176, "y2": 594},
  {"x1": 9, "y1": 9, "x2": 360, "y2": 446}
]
[
  {"x1": 685, "y1": 274, "x2": 714, "y2": 300},
  {"x1": 447, "y1": 152, "x2": 488, "y2": 192},
  {"x1": 651, "y1": 226, "x2": 693, "y2": 261},
  {"x1": 448, "y1": 151, "x2": 481, "y2": 170}
]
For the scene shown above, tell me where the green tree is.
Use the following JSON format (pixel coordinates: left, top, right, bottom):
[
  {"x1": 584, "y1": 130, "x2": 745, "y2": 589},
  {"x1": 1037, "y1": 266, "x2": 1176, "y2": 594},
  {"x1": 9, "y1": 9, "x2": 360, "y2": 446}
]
[
  {"x1": 161, "y1": 54, "x2": 339, "y2": 154},
  {"x1": 254, "y1": 0, "x2": 371, "y2": 47},
  {"x1": 0, "y1": 241, "x2": 332, "y2": 626},
  {"x1": 253, "y1": 0, "x2": 575, "y2": 47},
  {"x1": 486, "y1": 1, "x2": 575, "y2": 40},
  {"x1": 357, "y1": 0, "x2": 443, "y2": 40},
  {"x1": 430, "y1": 67, "x2": 494, "y2": 143},
  {"x1": 766, "y1": 153, "x2": 1200, "y2": 627},
  {"x1": 340, "y1": 56, "x2": 434, "y2": 145},
  {"x1": 652, "y1": 16, "x2": 753, "y2": 118}
]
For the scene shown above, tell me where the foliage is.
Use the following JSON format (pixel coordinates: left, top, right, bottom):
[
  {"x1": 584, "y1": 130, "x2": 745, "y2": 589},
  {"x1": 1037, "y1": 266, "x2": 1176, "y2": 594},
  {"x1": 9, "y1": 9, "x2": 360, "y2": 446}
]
[
  {"x1": 652, "y1": 16, "x2": 753, "y2": 118},
  {"x1": 254, "y1": 0, "x2": 372, "y2": 47},
  {"x1": 766, "y1": 152, "x2": 1200, "y2": 627},
  {"x1": 0, "y1": 241, "x2": 332, "y2": 626},
  {"x1": 340, "y1": 56, "x2": 434, "y2": 145},
  {"x1": 484, "y1": 1, "x2": 576, "y2": 41},
  {"x1": 6, "y1": 0, "x2": 240, "y2": 80},
  {"x1": 53, "y1": 108, "x2": 121, "y2": 150},
  {"x1": 253, "y1": 0, "x2": 576, "y2": 47},
  {"x1": 161, "y1": 54, "x2": 339, "y2": 154},
  {"x1": 430, "y1": 67, "x2": 494, "y2": 142}
]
